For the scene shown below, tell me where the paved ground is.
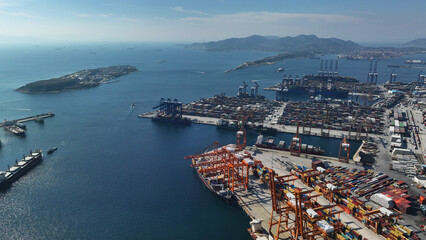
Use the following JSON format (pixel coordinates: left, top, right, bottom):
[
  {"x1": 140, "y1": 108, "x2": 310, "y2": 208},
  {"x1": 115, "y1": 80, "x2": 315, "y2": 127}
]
[{"x1": 242, "y1": 148, "x2": 385, "y2": 240}]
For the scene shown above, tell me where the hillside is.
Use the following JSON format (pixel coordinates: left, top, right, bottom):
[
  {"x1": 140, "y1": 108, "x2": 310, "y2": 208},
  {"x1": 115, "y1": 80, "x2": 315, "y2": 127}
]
[
  {"x1": 402, "y1": 38, "x2": 426, "y2": 48},
  {"x1": 187, "y1": 34, "x2": 362, "y2": 53}
]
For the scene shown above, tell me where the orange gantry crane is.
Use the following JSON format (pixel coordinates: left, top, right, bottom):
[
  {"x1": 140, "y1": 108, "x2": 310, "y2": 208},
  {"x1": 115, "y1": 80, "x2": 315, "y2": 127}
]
[
  {"x1": 294, "y1": 168, "x2": 325, "y2": 187},
  {"x1": 185, "y1": 143, "x2": 251, "y2": 193},
  {"x1": 338, "y1": 137, "x2": 350, "y2": 162},
  {"x1": 236, "y1": 109, "x2": 253, "y2": 150},
  {"x1": 362, "y1": 208, "x2": 402, "y2": 234},
  {"x1": 268, "y1": 169, "x2": 344, "y2": 240},
  {"x1": 290, "y1": 122, "x2": 302, "y2": 157}
]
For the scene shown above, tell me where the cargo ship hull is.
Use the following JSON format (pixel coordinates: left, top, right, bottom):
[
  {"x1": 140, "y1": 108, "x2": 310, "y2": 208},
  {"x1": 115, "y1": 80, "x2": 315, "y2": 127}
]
[
  {"x1": 195, "y1": 170, "x2": 235, "y2": 204},
  {"x1": 151, "y1": 117, "x2": 192, "y2": 125},
  {"x1": 256, "y1": 143, "x2": 324, "y2": 155},
  {"x1": 0, "y1": 150, "x2": 43, "y2": 190},
  {"x1": 4, "y1": 125, "x2": 25, "y2": 136}
]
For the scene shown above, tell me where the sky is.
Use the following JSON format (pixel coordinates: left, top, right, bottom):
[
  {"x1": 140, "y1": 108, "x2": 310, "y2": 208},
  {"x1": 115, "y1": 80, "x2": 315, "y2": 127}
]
[{"x1": 0, "y1": 0, "x2": 425, "y2": 44}]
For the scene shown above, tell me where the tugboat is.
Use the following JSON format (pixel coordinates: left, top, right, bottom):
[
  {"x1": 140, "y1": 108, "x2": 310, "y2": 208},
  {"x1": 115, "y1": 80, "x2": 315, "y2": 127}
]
[{"x1": 47, "y1": 147, "x2": 57, "y2": 154}]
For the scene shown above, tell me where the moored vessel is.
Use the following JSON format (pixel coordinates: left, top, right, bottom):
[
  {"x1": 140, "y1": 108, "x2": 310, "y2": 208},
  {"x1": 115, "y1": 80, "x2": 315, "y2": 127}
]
[
  {"x1": 4, "y1": 125, "x2": 26, "y2": 136},
  {"x1": 255, "y1": 135, "x2": 324, "y2": 155},
  {"x1": 0, "y1": 149, "x2": 43, "y2": 190}
]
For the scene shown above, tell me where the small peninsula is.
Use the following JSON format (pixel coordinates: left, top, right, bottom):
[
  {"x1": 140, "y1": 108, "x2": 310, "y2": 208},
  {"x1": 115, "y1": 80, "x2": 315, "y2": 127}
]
[{"x1": 16, "y1": 65, "x2": 137, "y2": 94}]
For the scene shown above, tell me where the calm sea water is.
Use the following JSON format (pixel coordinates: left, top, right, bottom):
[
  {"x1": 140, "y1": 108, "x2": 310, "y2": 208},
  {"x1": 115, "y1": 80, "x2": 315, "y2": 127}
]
[{"x1": 0, "y1": 43, "x2": 424, "y2": 239}]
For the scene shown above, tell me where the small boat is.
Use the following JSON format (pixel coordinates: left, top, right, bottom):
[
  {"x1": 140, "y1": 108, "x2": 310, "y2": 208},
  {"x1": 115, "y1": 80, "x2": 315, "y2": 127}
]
[
  {"x1": 34, "y1": 117, "x2": 44, "y2": 124},
  {"x1": 15, "y1": 122, "x2": 26, "y2": 129},
  {"x1": 276, "y1": 67, "x2": 285, "y2": 72},
  {"x1": 47, "y1": 147, "x2": 57, "y2": 154},
  {"x1": 131, "y1": 104, "x2": 135, "y2": 108}
]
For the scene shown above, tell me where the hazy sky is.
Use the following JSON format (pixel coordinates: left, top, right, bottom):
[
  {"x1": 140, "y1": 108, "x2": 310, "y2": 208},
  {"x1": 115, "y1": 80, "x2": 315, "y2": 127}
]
[{"x1": 0, "y1": 0, "x2": 425, "y2": 43}]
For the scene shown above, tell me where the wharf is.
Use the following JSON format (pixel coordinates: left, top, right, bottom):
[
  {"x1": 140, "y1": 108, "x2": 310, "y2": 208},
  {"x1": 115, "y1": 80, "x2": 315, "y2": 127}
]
[
  {"x1": 184, "y1": 114, "x2": 377, "y2": 140},
  {"x1": 409, "y1": 109, "x2": 426, "y2": 160},
  {"x1": 140, "y1": 110, "x2": 377, "y2": 140},
  {"x1": 234, "y1": 147, "x2": 383, "y2": 240},
  {"x1": 0, "y1": 112, "x2": 55, "y2": 127}
]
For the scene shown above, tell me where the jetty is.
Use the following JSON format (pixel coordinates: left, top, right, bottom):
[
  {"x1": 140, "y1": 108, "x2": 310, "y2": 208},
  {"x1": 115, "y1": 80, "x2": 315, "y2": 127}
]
[{"x1": 0, "y1": 112, "x2": 55, "y2": 127}]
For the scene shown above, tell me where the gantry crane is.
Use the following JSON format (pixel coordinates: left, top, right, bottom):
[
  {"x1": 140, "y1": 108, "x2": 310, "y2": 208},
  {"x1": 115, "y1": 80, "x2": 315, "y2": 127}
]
[
  {"x1": 338, "y1": 137, "x2": 350, "y2": 162},
  {"x1": 152, "y1": 98, "x2": 183, "y2": 118},
  {"x1": 362, "y1": 208, "x2": 402, "y2": 234},
  {"x1": 302, "y1": 112, "x2": 311, "y2": 135},
  {"x1": 236, "y1": 109, "x2": 253, "y2": 150},
  {"x1": 290, "y1": 122, "x2": 301, "y2": 156},
  {"x1": 185, "y1": 145, "x2": 251, "y2": 193},
  {"x1": 321, "y1": 109, "x2": 330, "y2": 137},
  {"x1": 322, "y1": 182, "x2": 354, "y2": 203},
  {"x1": 294, "y1": 168, "x2": 325, "y2": 187},
  {"x1": 268, "y1": 169, "x2": 344, "y2": 240}
]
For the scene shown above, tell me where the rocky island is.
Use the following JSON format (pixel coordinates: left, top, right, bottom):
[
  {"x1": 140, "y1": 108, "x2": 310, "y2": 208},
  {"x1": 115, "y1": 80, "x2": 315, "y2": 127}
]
[{"x1": 16, "y1": 65, "x2": 137, "y2": 94}]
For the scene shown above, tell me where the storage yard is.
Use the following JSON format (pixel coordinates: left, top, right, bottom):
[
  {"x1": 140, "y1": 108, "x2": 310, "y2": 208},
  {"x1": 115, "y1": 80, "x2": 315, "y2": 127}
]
[
  {"x1": 140, "y1": 65, "x2": 426, "y2": 239},
  {"x1": 186, "y1": 142, "x2": 426, "y2": 240},
  {"x1": 182, "y1": 94, "x2": 282, "y2": 124},
  {"x1": 278, "y1": 101, "x2": 386, "y2": 134}
]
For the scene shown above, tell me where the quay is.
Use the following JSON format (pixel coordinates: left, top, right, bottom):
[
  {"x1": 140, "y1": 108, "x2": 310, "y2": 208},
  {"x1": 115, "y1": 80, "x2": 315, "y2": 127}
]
[
  {"x1": 234, "y1": 148, "x2": 384, "y2": 240},
  {"x1": 0, "y1": 112, "x2": 55, "y2": 127},
  {"x1": 140, "y1": 111, "x2": 374, "y2": 140}
]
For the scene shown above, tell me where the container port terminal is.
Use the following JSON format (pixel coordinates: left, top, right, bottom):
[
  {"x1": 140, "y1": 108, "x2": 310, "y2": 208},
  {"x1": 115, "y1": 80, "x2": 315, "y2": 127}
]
[{"x1": 139, "y1": 60, "x2": 426, "y2": 239}]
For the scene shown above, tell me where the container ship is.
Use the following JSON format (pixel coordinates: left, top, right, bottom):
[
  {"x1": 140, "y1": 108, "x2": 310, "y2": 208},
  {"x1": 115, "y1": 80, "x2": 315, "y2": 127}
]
[
  {"x1": 151, "y1": 113, "x2": 192, "y2": 125},
  {"x1": 217, "y1": 119, "x2": 277, "y2": 135},
  {"x1": 190, "y1": 154, "x2": 234, "y2": 203},
  {"x1": 0, "y1": 149, "x2": 43, "y2": 190},
  {"x1": 255, "y1": 135, "x2": 324, "y2": 155},
  {"x1": 281, "y1": 86, "x2": 349, "y2": 97}
]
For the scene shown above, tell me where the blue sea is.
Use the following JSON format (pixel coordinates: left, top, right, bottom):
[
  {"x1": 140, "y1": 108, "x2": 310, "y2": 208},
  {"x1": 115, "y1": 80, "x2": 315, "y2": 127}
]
[{"x1": 0, "y1": 43, "x2": 424, "y2": 239}]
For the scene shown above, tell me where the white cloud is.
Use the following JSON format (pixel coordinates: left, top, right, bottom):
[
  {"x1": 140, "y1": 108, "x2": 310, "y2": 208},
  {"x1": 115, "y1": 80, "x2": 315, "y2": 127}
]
[
  {"x1": 171, "y1": 6, "x2": 209, "y2": 16},
  {"x1": 0, "y1": 0, "x2": 15, "y2": 8},
  {"x1": 72, "y1": 12, "x2": 112, "y2": 18},
  {"x1": 178, "y1": 11, "x2": 360, "y2": 25},
  {"x1": 1, "y1": 9, "x2": 424, "y2": 43},
  {"x1": 159, "y1": 11, "x2": 363, "y2": 41},
  {"x1": 116, "y1": 17, "x2": 144, "y2": 23},
  {"x1": 0, "y1": 10, "x2": 35, "y2": 18}
]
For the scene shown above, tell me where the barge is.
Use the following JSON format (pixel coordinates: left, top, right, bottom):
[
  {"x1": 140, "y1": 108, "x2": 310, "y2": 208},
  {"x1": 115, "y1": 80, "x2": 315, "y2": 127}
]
[{"x1": 4, "y1": 125, "x2": 26, "y2": 136}]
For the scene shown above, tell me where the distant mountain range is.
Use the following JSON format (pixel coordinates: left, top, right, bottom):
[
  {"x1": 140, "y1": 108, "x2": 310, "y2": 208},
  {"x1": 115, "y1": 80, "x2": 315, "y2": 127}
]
[
  {"x1": 187, "y1": 34, "x2": 426, "y2": 72},
  {"x1": 402, "y1": 38, "x2": 426, "y2": 48},
  {"x1": 187, "y1": 34, "x2": 362, "y2": 53}
]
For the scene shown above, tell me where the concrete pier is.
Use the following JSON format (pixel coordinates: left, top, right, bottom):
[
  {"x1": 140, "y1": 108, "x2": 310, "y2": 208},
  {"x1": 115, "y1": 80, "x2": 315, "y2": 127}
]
[{"x1": 0, "y1": 112, "x2": 55, "y2": 127}]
